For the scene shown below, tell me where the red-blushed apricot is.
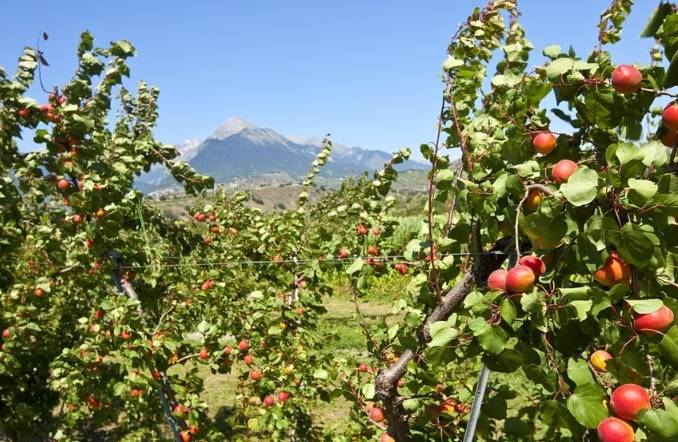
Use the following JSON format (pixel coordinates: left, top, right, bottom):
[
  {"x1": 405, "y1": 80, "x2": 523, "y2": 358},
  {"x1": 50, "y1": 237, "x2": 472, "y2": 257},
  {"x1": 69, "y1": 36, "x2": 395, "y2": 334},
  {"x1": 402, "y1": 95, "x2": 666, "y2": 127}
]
[
  {"x1": 532, "y1": 132, "x2": 557, "y2": 154},
  {"x1": 506, "y1": 265, "x2": 536, "y2": 294},
  {"x1": 57, "y1": 179, "x2": 70, "y2": 191},
  {"x1": 611, "y1": 65, "x2": 642, "y2": 94},
  {"x1": 552, "y1": 159, "x2": 578, "y2": 183},
  {"x1": 487, "y1": 269, "x2": 508, "y2": 292},
  {"x1": 369, "y1": 407, "x2": 385, "y2": 423},
  {"x1": 597, "y1": 416, "x2": 634, "y2": 442},
  {"x1": 610, "y1": 384, "x2": 650, "y2": 421},
  {"x1": 634, "y1": 305, "x2": 674, "y2": 335},
  {"x1": 661, "y1": 129, "x2": 678, "y2": 147},
  {"x1": 663, "y1": 103, "x2": 678, "y2": 131},
  {"x1": 380, "y1": 433, "x2": 396, "y2": 442},
  {"x1": 518, "y1": 256, "x2": 546, "y2": 278}
]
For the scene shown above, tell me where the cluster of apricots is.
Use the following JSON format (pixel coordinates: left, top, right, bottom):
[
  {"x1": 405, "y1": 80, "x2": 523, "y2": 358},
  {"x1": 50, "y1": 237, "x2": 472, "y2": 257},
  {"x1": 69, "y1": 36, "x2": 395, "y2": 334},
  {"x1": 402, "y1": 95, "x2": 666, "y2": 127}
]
[
  {"x1": 487, "y1": 255, "x2": 546, "y2": 295},
  {"x1": 596, "y1": 382, "x2": 651, "y2": 442}
]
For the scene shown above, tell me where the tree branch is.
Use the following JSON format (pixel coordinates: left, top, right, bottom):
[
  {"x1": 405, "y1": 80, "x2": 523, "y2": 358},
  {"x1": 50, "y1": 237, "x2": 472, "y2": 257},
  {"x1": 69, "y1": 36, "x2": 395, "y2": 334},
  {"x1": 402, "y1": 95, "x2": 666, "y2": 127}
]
[{"x1": 374, "y1": 236, "x2": 513, "y2": 441}]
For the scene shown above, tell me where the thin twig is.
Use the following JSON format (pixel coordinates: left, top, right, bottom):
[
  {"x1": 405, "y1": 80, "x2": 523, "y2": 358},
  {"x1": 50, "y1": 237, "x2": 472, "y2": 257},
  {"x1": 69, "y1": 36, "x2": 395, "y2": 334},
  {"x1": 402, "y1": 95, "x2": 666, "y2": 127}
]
[
  {"x1": 647, "y1": 354, "x2": 657, "y2": 397},
  {"x1": 153, "y1": 304, "x2": 177, "y2": 335},
  {"x1": 639, "y1": 87, "x2": 678, "y2": 98},
  {"x1": 349, "y1": 282, "x2": 383, "y2": 361},
  {"x1": 175, "y1": 353, "x2": 200, "y2": 364},
  {"x1": 425, "y1": 98, "x2": 447, "y2": 303}
]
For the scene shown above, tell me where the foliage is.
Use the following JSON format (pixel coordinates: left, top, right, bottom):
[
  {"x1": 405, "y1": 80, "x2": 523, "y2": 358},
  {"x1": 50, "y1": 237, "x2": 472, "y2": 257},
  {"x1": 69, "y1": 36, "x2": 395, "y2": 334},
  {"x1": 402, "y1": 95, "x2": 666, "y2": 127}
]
[
  {"x1": 337, "y1": 1, "x2": 678, "y2": 441},
  {"x1": 3, "y1": 1, "x2": 678, "y2": 441}
]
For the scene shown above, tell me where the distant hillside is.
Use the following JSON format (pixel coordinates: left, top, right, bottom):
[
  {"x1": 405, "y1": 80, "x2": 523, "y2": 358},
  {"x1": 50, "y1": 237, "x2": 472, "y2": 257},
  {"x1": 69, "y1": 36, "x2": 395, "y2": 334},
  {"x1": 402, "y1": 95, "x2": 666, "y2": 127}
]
[
  {"x1": 136, "y1": 117, "x2": 428, "y2": 194},
  {"x1": 150, "y1": 168, "x2": 431, "y2": 220}
]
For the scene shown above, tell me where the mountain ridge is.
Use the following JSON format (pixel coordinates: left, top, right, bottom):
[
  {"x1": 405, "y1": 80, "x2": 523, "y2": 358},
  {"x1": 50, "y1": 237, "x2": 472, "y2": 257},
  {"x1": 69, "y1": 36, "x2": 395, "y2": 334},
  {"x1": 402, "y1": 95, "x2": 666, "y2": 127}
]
[{"x1": 137, "y1": 117, "x2": 428, "y2": 194}]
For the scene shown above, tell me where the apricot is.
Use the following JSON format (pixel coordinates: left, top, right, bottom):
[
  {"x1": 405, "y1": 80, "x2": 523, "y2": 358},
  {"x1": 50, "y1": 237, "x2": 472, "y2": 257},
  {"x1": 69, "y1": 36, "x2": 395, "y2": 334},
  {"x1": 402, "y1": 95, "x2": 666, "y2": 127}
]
[
  {"x1": 594, "y1": 252, "x2": 630, "y2": 288},
  {"x1": 611, "y1": 65, "x2": 642, "y2": 94},
  {"x1": 634, "y1": 305, "x2": 674, "y2": 335},
  {"x1": 487, "y1": 269, "x2": 508, "y2": 292},
  {"x1": 663, "y1": 103, "x2": 678, "y2": 131},
  {"x1": 506, "y1": 265, "x2": 536, "y2": 294},
  {"x1": 660, "y1": 129, "x2": 678, "y2": 147},
  {"x1": 610, "y1": 384, "x2": 650, "y2": 421},
  {"x1": 597, "y1": 416, "x2": 634, "y2": 442},
  {"x1": 552, "y1": 159, "x2": 578, "y2": 183},
  {"x1": 590, "y1": 350, "x2": 613, "y2": 372},
  {"x1": 532, "y1": 132, "x2": 557, "y2": 154},
  {"x1": 380, "y1": 433, "x2": 396, "y2": 442},
  {"x1": 518, "y1": 255, "x2": 546, "y2": 278},
  {"x1": 369, "y1": 407, "x2": 385, "y2": 422},
  {"x1": 525, "y1": 189, "x2": 542, "y2": 211}
]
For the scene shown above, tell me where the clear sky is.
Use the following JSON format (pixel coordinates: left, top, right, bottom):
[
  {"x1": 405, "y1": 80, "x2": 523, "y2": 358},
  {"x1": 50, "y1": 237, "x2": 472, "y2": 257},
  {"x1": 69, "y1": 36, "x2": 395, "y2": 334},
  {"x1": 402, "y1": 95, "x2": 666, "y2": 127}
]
[{"x1": 0, "y1": 1, "x2": 661, "y2": 154}]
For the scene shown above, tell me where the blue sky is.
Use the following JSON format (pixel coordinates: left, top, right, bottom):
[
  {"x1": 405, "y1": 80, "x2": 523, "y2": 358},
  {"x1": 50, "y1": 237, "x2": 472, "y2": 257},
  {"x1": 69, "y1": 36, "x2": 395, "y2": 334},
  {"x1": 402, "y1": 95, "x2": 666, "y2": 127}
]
[{"x1": 0, "y1": 1, "x2": 660, "y2": 154}]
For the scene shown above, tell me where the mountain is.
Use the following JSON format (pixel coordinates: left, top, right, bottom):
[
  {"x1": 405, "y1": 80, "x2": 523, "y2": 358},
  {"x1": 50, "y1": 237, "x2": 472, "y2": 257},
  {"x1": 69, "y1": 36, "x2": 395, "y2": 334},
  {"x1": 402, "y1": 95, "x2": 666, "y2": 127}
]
[{"x1": 137, "y1": 117, "x2": 428, "y2": 193}]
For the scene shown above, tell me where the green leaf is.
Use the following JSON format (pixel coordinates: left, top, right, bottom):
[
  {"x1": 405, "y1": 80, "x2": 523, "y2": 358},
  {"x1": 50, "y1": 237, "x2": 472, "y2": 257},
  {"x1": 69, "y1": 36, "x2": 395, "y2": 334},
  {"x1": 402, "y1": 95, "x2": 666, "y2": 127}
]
[
  {"x1": 522, "y1": 213, "x2": 568, "y2": 250},
  {"x1": 638, "y1": 398, "x2": 678, "y2": 438},
  {"x1": 569, "y1": 300, "x2": 593, "y2": 322},
  {"x1": 428, "y1": 322, "x2": 459, "y2": 348},
  {"x1": 113, "y1": 382, "x2": 127, "y2": 397},
  {"x1": 500, "y1": 298, "x2": 517, "y2": 325},
  {"x1": 361, "y1": 383, "x2": 375, "y2": 400},
  {"x1": 346, "y1": 258, "x2": 364, "y2": 276},
  {"x1": 514, "y1": 160, "x2": 540, "y2": 178},
  {"x1": 641, "y1": 3, "x2": 673, "y2": 38},
  {"x1": 442, "y1": 56, "x2": 464, "y2": 71},
  {"x1": 520, "y1": 292, "x2": 542, "y2": 314},
  {"x1": 468, "y1": 319, "x2": 507, "y2": 354},
  {"x1": 546, "y1": 58, "x2": 574, "y2": 80},
  {"x1": 581, "y1": 90, "x2": 619, "y2": 129},
  {"x1": 491, "y1": 74, "x2": 522, "y2": 87},
  {"x1": 660, "y1": 326, "x2": 678, "y2": 369},
  {"x1": 110, "y1": 40, "x2": 135, "y2": 57},
  {"x1": 543, "y1": 45, "x2": 561, "y2": 59},
  {"x1": 560, "y1": 167, "x2": 599, "y2": 206},
  {"x1": 626, "y1": 299, "x2": 663, "y2": 314},
  {"x1": 628, "y1": 178, "x2": 658, "y2": 205},
  {"x1": 614, "y1": 143, "x2": 644, "y2": 165},
  {"x1": 567, "y1": 358, "x2": 595, "y2": 386},
  {"x1": 313, "y1": 369, "x2": 329, "y2": 380},
  {"x1": 667, "y1": 48, "x2": 678, "y2": 89},
  {"x1": 402, "y1": 398, "x2": 420, "y2": 412},
  {"x1": 197, "y1": 320, "x2": 209, "y2": 333},
  {"x1": 640, "y1": 141, "x2": 668, "y2": 167},
  {"x1": 665, "y1": 376, "x2": 678, "y2": 395},
  {"x1": 566, "y1": 383, "x2": 608, "y2": 429},
  {"x1": 435, "y1": 168, "x2": 455, "y2": 183},
  {"x1": 268, "y1": 325, "x2": 282, "y2": 335},
  {"x1": 608, "y1": 223, "x2": 655, "y2": 267}
]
